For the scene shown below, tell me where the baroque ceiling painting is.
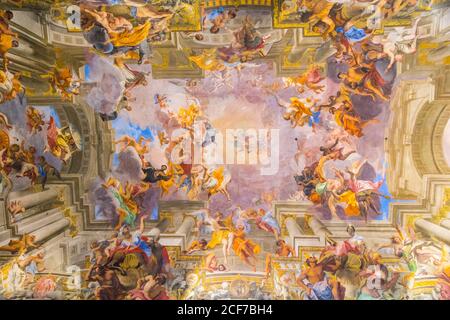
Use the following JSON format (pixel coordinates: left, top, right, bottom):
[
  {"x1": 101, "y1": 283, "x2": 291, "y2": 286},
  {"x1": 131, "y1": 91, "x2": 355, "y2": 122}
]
[{"x1": 0, "y1": 0, "x2": 448, "y2": 301}]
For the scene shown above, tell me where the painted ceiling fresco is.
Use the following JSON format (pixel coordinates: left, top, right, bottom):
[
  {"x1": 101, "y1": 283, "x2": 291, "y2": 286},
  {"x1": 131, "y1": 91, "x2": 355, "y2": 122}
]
[{"x1": 0, "y1": 0, "x2": 449, "y2": 301}]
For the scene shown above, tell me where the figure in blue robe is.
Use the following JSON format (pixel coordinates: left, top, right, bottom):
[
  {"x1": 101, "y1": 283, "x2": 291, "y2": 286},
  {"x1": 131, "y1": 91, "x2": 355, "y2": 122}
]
[{"x1": 336, "y1": 26, "x2": 369, "y2": 42}]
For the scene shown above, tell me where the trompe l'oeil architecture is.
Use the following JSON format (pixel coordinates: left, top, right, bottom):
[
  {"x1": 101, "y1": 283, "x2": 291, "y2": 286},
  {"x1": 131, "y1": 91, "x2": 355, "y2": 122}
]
[{"x1": 0, "y1": 0, "x2": 449, "y2": 301}]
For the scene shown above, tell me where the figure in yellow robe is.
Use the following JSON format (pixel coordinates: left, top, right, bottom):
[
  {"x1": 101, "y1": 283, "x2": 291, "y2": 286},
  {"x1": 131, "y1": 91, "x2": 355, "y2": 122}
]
[
  {"x1": 284, "y1": 97, "x2": 313, "y2": 128},
  {"x1": 109, "y1": 20, "x2": 152, "y2": 48},
  {"x1": 231, "y1": 226, "x2": 261, "y2": 271},
  {"x1": 333, "y1": 109, "x2": 364, "y2": 138},
  {"x1": 206, "y1": 229, "x2": 230, "y2": 250},
  {"x1": 338, "y1": 190, "x2": 360, "y2": 217},
  {"x1": 0, "y1": 33, "x2": 13, "y2": 55},
  {"x1": 177, "y1": 104, "x2": 200, "y2": 129},
  {"x1": 0, "y1": 33, "x2": 17, "y2": 69},
  {"x1": 206, "y1": 214, "x2": 233, "y2": 250}
]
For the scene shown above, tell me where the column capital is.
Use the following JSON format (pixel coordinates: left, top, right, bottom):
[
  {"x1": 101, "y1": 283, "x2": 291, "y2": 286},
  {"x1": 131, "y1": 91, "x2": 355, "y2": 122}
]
[{"x1": 181, "y1": 213, "x2": 197, "y2": 223}]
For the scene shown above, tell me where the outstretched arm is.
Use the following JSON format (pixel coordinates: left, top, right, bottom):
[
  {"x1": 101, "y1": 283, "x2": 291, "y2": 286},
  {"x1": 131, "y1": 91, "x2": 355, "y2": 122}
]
[
  {"x1": 139, "y1": 215, "x2": 147, "y2": 234},
  {"x1": 317, "y1": 102, "x2": 333, "y2": 112}
]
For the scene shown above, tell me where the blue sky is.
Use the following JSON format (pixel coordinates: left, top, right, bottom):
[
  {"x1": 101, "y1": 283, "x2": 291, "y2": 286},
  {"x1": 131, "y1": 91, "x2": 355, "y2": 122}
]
[
  {"x1": 377, "y1": 174, "x2": 391, "y2": 220},
  {"x1": 36, "y1": 106, "x2": 61, "y2": 127},
  {"x1": 108, "y1": 114, "x2": 161, "y2": 221},
  {"x1": 376, "y1": 173, "x2": 416, "y2": 220},
  {"x1": 111, "y1": 116, "x2": 156, "y2": 167}
]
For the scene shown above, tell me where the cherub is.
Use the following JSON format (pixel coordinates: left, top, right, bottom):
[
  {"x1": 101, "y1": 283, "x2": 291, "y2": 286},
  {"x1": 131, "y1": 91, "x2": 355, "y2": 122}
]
[
  {"x1": 42, "y1": 67, "x2": 81, "y2": 101},
  {"x1": 317, "y1": 87, "x2": 353, "y2": 113},
  {"x1": 275, "y1": 96, "x2": 313, "y2": 128},
  {"x1": 154, "y1": 94, "x2": 168, "y2": 109},
  {"x1": 157, "y1": 131, "x2": 169, "y2": 146},
  {"x1": 26, "y1": 106, "x2": 45, "y2": 134},
  {"x1": 0, "y1": 234, "x2": 39, "y2": 254},
  {"x1": 211, "y1": 70, "x2": 233, "y2": 92},
  {"x1": 114, "y1": 135, "x2": 151, "y2": 157},
  {"x1": 177, "y1": 104, "x2": 201, "y2": 129},
  {"x1": 45, "y1": 117, "x2": 81, "y2": 164},
  {"x1": 379, "y1": 16, "x2": 423, "y2": 71},
  {"x1": 0, "y1": 10, "x2": 19, "y2": 70},
  {"x1": 283, "y1": 65, "x2": 326, "y2": 94},
  {"x1": 0, "y1": 69, "x2": 23, "y2": 103},
  {"x1": 203, "y1": 7, "x2": 237, "y2": 34},
  {"x1": 8, "y1": 200, "x2": 25, "y2": 223}
]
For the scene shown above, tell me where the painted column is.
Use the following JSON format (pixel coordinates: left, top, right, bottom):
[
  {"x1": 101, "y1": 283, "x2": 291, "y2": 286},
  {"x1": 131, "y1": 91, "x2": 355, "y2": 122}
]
[
  {"x1": 176, "y1": 215, "x2": 196, "y2": 248},
  {"x1": 12, "y1": 188, "x2": 60, "y2": 209},
  {"x1": 306, "y1": 215, "x2": 332, "y2": 236},
  {"x1": 415, "y1": 219, "x2": 450, "y2": 244},
  {"x1": 176, "y1": 215, "x2": 196, "y2": 235},
  {"x1": 284, "y1": 216, "x2": 303, "y2": 247},
  {"x1": 440, "y1": 219, "x2": 450, "y2": 231}
]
